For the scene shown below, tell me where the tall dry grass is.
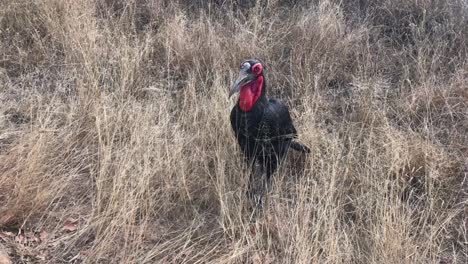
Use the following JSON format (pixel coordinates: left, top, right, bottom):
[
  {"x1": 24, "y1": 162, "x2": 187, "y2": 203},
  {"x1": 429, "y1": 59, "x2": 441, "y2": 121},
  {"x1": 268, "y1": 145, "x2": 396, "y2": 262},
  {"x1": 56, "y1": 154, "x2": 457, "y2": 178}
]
[{"x1": 0, "y1": 0, "x2": 467, "y2": 263}]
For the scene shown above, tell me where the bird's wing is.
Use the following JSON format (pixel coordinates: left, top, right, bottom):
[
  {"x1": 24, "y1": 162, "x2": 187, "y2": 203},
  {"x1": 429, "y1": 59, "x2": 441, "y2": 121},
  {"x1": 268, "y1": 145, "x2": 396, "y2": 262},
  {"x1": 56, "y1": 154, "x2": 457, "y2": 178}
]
[
  {"x1": 260, "y1": 99, "x2": 297, "y2": 140},
  {"x1": 230, "y1": 106, "x2": 239, "y2": 137}
]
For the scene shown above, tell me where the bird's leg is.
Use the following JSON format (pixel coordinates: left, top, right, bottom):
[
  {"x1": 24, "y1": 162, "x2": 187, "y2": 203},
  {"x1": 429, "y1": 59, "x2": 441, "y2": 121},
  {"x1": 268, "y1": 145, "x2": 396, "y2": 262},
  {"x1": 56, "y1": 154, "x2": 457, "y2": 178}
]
[
  {"x1": 246, "y1": 161, "x2": 255, "y2": 199},
  {"x1": 265, "y1": 156, "x2": 278, "y2": 191},
  {"x1": 246, "y1": 159, "x2": 267, "y2": 210},
  {"x1": 251, "y1": 156, "x2": 275, "y2": 209},
  {"x1": 246, "y1": 159, "x2": 260, "y2": 204}
]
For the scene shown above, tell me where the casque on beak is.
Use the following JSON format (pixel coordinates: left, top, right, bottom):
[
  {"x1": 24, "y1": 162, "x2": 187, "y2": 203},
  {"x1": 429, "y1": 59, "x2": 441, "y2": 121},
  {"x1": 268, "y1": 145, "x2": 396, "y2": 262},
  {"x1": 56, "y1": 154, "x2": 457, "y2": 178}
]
[{"x1": 229, "y1": 70, "x2": 255, "y2": 98}]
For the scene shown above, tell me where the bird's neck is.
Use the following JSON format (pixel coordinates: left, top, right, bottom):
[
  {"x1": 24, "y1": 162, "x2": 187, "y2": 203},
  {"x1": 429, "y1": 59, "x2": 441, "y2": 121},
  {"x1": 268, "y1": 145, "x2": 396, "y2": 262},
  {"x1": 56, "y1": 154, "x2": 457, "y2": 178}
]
[{"x1": 239, "y1": 76, "x2": 265, "y2": 112}]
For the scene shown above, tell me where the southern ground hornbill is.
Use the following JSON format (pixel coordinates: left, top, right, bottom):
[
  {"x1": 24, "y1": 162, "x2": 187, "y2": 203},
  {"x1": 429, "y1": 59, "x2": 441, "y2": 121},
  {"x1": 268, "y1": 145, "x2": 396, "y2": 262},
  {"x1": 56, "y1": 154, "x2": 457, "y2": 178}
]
[{"x1": 229, "y1": 59, "x2": 310, "y2": 199}]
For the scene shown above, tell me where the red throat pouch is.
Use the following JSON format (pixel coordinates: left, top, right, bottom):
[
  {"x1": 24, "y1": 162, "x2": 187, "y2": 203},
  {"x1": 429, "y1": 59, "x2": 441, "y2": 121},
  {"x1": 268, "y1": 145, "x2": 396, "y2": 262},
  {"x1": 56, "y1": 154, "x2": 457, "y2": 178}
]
[{"x1": 239, "y1": 76, "x2": 264, "y2": 112}]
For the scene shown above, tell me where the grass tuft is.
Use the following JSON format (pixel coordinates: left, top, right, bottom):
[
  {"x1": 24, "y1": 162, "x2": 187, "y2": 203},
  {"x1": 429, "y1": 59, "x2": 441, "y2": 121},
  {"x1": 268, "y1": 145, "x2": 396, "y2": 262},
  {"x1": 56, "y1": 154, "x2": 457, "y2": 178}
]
[{"x1": 1, "y1": 0, "x2": 467, "y2": 263}]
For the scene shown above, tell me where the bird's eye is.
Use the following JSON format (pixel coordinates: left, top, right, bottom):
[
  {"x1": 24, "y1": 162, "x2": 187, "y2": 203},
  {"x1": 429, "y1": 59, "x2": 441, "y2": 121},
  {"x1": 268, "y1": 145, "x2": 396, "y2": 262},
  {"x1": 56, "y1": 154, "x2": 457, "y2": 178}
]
[
  {"x1": 241, "y1": 62, "x2": 251, "y2": 70},
  {"x1": 252, "y1": 63, "x2": 262, "y2": 75}
]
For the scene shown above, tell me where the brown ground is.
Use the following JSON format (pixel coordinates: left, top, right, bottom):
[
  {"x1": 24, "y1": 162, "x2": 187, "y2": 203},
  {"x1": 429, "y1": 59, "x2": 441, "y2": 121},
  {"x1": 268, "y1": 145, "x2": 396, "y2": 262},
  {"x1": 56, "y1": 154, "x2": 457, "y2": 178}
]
[{"x1": 0, "y1": 0, "x2": 467, "y2": 263}]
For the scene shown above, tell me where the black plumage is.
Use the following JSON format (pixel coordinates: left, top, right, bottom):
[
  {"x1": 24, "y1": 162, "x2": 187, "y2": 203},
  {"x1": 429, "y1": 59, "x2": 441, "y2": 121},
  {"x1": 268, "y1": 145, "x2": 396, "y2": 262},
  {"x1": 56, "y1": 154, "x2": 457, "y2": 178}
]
[{"x1": 229, "y1": 59, "x2": 310, "y2": 193}]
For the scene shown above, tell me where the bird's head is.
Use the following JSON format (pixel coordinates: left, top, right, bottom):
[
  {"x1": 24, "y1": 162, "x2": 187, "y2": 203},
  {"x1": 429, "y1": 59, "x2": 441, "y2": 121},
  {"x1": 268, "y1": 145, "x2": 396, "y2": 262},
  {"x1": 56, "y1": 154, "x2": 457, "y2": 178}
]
[
  {"x1": 229, "y1": 59, "x2": 264, "y2": 98},
  {"x1": 229, "y1": 59, "x2": 265, "y2": 112}
]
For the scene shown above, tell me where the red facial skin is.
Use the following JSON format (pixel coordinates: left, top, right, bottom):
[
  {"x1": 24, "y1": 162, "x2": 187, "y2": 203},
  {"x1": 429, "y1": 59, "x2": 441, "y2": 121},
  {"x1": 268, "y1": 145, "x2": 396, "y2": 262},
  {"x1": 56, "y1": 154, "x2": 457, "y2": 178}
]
[{"x1": 239, "y1": 63, "x2": 263, "y2": 112}]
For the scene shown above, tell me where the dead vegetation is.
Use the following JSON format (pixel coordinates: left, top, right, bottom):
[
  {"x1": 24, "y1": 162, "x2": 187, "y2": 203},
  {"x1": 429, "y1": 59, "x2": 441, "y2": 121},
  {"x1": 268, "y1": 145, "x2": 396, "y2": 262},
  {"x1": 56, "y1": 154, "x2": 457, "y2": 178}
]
[{"x1": 0, "y1": 0, "x2": 467, "y2": 263}]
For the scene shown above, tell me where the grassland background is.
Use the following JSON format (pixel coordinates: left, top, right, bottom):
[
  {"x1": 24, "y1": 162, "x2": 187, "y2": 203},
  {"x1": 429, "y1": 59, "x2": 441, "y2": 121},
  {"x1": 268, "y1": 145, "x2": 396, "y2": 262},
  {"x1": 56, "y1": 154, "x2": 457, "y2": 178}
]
[{"x1": 0, "y1": 0, "x2": 467, "y2": 263}]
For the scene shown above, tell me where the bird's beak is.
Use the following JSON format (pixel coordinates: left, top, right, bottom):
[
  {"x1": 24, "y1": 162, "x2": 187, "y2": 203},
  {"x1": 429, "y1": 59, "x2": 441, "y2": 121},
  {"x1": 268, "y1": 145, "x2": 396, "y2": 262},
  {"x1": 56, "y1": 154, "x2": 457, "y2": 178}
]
[{"x1": 229, "y1": 71, "x2": 255, "y2": 98}]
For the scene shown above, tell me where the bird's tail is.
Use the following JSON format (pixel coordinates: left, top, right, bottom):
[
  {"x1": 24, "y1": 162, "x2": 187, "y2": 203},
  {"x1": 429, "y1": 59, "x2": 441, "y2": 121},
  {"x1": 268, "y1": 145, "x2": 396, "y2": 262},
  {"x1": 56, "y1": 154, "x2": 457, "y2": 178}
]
[{"x1": 290, "y1": 141, "x2": 310, "y2": 154}]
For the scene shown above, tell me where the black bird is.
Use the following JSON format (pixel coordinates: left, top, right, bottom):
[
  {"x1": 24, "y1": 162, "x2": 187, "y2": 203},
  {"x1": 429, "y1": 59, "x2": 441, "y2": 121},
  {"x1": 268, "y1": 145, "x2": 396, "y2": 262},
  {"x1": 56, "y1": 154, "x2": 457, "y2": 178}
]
[{"x1": 229, "y1": 59, "x2": 310, "y2": 195}]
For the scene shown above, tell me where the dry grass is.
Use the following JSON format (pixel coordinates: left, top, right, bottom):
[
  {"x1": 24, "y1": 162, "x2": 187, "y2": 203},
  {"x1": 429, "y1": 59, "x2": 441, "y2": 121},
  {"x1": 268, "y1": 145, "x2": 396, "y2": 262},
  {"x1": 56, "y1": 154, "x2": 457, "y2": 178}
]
[{"x1": 0, "y1": 0, "x2": 467, "y2": 263}]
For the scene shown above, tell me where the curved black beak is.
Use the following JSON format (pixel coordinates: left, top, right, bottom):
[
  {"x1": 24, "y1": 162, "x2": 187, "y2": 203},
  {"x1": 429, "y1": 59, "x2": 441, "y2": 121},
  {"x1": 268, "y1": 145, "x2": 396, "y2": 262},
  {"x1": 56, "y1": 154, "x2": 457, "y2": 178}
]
[{"x1": 229, "y1": 71, "x2": 255, "y2": 98}]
